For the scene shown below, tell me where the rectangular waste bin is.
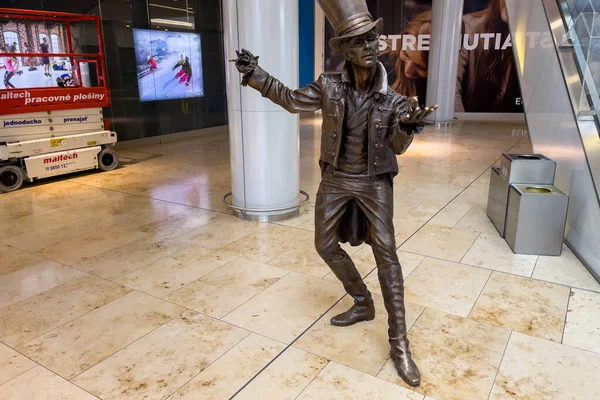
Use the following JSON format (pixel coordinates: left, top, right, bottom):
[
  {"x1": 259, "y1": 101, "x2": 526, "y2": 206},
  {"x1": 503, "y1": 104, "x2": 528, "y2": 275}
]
[
  {"x1": 487, "y1": 154, "x2": 556, "y2": 237},
  {"x1": 505, "y1": 184, "x2": 569, "y2": 256}
]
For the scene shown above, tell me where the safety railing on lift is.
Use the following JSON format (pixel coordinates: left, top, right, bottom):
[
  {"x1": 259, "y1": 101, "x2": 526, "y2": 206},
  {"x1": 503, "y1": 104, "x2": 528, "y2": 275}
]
[{"x1": 0, "y1": 8, "x2": 110, "y2": 115}]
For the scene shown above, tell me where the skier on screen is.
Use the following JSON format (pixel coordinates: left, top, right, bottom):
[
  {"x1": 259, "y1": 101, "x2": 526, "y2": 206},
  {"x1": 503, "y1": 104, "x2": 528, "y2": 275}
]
[
  {"x1": 0, "y1": 46, "x2": 19, "y2": 89},
  {"x1": 146, "y1": 55, "x2": 158, "y2": 72},
  {"x1": 172, "y1": 52, "x2": 192, "y2": 86}
]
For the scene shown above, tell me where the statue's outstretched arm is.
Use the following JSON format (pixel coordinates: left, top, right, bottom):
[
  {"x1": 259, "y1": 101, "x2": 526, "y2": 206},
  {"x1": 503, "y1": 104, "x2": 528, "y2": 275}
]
[{"x1": 231, "y1": 49, "x2": 322, "y2": 114}]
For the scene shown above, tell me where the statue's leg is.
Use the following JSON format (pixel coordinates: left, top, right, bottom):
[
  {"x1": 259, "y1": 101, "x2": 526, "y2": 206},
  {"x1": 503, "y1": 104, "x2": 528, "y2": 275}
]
[
  {"x1": 314, "y1": 175, "x2": 374, "y2": 327},
  {"x1": 355, "y1": 176, "x2": 421, "y2": 387}
]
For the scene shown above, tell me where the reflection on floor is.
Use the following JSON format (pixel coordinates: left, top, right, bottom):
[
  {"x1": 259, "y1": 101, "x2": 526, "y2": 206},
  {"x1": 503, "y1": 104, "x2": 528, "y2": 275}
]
[{"x1": 1, "y1": 117, "x2": 599, "y2": 400}]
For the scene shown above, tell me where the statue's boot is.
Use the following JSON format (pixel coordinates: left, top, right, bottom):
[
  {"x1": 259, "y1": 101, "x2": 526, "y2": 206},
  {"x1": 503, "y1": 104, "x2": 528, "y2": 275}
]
[
  {"x1": 331, "y1": 290, "x2": 375, "y2": 326},
  {"x1": 326, "y1": 254, "x2": 375, "y2": 327},
  {"x1": 378, "y1": 264, "x2": 421, "y2": 387}
]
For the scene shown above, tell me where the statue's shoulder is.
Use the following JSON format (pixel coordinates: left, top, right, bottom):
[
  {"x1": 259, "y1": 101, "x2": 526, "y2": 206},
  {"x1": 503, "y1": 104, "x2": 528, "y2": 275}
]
[
  {"x1": 385, "y1": 87, "x2": 408, "y2": 104},
  {"x1": 318, "y1": 72, "x2": 343, "y2": 84}
]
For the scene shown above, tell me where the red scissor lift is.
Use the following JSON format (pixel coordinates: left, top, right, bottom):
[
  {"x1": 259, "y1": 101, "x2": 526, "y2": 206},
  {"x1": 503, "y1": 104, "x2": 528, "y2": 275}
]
[{"x1": 0, "y1": 8, "x2": 118, "y2": 192}]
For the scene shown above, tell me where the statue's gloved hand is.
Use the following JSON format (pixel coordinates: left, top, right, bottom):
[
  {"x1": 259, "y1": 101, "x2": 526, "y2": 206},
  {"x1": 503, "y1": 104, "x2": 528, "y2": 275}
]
[
  {"x1": 397, "y1": 96, "x2": 438, "y2": 134},
  {"x1": 230, "y1": 49, "x2": 259, "y2": 83}
]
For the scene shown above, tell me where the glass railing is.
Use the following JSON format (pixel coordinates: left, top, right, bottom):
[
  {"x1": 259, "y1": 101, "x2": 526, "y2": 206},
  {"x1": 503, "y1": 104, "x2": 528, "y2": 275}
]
[{"x1": 557, "y1": 0, "x2": 600, "y2": 124}]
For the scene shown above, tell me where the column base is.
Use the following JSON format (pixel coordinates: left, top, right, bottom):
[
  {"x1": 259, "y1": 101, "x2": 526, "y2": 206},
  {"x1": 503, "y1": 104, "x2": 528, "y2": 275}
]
[
  {"x1": 234, "y1": 209, "x2": 300, "y2": 222},
  {"x1": 222, "y1": 190, "x2": 310, "y2": 223}
]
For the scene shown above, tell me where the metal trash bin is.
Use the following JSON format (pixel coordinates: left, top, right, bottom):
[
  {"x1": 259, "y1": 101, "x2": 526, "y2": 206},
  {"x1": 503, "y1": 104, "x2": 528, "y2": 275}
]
[
  {"x1": 505, "y1": 184, "x2": 569, "y2": 256},
  {"x1": 487, "y1": 154, "x2": 556, "y2": 237}
]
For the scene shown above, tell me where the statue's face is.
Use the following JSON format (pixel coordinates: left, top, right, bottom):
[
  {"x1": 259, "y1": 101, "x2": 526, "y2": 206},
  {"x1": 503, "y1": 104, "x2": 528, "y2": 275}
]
[{"x1": 343, "y1": 29, "x2": 379, "y2": 68}]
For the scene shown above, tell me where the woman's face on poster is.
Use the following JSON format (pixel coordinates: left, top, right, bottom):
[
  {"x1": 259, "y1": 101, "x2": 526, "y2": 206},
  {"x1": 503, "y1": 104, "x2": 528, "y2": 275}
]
[{"x1": 399, "y1": 49, "x2": 427, "y2": 79}]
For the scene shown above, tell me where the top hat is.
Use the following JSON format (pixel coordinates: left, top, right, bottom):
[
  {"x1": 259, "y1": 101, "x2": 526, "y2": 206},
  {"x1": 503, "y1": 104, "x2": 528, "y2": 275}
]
[{"x1": 317, "y1": 0, "x2": 383, "y2": 50}]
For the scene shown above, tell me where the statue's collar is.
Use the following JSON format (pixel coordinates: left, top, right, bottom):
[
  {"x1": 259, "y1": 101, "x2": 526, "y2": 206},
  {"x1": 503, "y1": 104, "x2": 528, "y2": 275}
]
[{"x1": 341, "y1": 62, "x2": 388, "y2": 94}]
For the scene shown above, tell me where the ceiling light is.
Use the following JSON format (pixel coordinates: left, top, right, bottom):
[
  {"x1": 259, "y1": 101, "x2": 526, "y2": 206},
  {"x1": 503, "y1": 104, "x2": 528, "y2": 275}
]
[
  {"x1": 149, "y1": 3, "x2": 192, "y2": 13},
  {"x1": 150, "y1": 18, "x2": 193, "y2": 28}
]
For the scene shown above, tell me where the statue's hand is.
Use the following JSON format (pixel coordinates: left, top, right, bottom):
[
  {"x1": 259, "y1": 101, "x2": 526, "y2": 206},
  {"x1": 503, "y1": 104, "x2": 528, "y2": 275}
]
[
  {"x1": 397, "y1": 96, "x2": 438, "y2": 134},
  {"x1": 229, "y1": 49, "x2": 259, "y2": 75}
]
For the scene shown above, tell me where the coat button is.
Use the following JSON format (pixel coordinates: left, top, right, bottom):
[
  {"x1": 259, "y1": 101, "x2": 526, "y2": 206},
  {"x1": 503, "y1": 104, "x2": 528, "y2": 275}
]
[
  {"x1": 378, "y1": 106, "x2": 383, "y2": 111},
  {"x1": 374, "y1": 162, "x2": 378, "y2": 166},
  {"x1": 376, "y1": 124, "x2": 381, "y2": 129},
  {"x1": 332, "y1": 133, "x2": 337, "y2": 139}
]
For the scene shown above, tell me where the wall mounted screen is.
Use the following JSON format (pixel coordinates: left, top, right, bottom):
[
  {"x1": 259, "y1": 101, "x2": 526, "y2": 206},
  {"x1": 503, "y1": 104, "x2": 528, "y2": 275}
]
[{"x1": 133, "y1": 29, "x2": 204, "y2": 102}]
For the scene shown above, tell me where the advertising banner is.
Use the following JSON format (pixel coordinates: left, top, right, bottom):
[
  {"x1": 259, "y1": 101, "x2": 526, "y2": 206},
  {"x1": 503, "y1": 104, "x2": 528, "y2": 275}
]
[{"x1": 324, "y1": 0, "x2": 525, "y2": 113}]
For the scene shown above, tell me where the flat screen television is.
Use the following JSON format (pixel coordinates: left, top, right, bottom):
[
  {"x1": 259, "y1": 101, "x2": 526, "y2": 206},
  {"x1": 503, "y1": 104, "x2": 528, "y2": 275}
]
[{"x1": 133, "y1": 29, "x2": 204, "y2": 102}]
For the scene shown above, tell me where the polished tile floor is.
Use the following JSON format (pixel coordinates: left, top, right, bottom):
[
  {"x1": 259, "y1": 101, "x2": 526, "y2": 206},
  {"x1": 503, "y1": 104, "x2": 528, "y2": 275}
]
[{"x1": 1, "y1": 117, "x2": 600, "y2": 400}]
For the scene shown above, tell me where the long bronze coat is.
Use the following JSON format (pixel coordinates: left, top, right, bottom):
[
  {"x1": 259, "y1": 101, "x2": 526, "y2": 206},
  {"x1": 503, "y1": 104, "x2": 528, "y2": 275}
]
[{"x1": 244, "y1": 62, "x2": 415, "y2": 245}]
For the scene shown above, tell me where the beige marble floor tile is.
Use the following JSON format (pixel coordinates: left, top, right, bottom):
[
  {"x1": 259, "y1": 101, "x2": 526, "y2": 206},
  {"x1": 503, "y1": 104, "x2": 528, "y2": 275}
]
[
  {"x1": 402, "y1": 200, "x2": 448, "y2": 223},
  {"x1": 400, "y1": 224, "x2": 479, "y2": 262},
  {"x1": 462, "y1": 233, "x2": 538, "y2": 277},
  {"x1": 363, "y1": 251, "x2": 426, "y2": 294},
  {"x1": 221, "y1": 224, "x2": 312, "y2": 263},
  {"x1": 35, "y1": 225, "x2": 148, "y2": 266},
  {"x1": 74, "y1": 170, "x2": 195, "y2": 199},
  {"x1": 166, "y1": 258, "x2": 289, "y2": 318},
  {"x1": 234, "y1": 346, "x2": 328, "y2": 400},
  {"x1": 563, "y1": 289, "x2": 600, "y2": 354},
  {"x1": 3, "y1": 213, "x2": 112, "y2": 253},
  {"x1": 178, "y1": 216, "x2": 264, "y2": 249},
  {"x1": 452, "y1": 184, "x2": 489, "y2": 207},
  {"x1": 470, "y1": 272, "x2": 570, "y2": 342},
  {"x1": 393, "y1": 198, "x2": 432, "y2": 220},
  {"x1": 490, "y1": 332, "x2": 600, "y2": 399},
  {"x1": 72, "y1": 311, "x2": 248, "y2": 400},
  {"x1": 428, "y1": 203, "x2": 473, "y2": 228},
  {"x1": 74, "y1": 236, "x2": 189, "y2": 280},
  {"x1": 404, "y1": 258, "x2": 491, "y2": 317},
  {"x1": 61, "y1": 195, "x2": 191, "y2": 229},
  {"x1": 407, "y1": 183, "x2": 464, "y2": 203},
  {"x1": 115, "y1": 254, "x2": 223, "y2": 298},
  {"x1": 298, "y1": 362, "x2": 424, "y2": 400},
  {"x1": 19, "y1": 291, "x2": 185, "y2": 379},
  {"x1": 0, "y1": 366, "x2": 97, "y2": 400},
  {"x1": 269, "y1": 237, "x2": 361, "y2": 279},
  {"x1": 10, "y1": 181, "x2": 121, "y2": 209},
  {"x1": 0, "y1": 197, "x2": 50, "y2": 223},
  {"x1": 169, "y1": 243, "x2": 240, "y2": 266},
  {"x1": 0, "y1": 343, "x2": 36, "y2": 385},
  {"x1": 533, "y1": 246, "x2": 600, "y2": 292},
  {"x1": 274, "y1": 200, "x2": 316, "y2": 229},
  {"x1": 0, "y1": 275, "x2": 130, "y2": 347},
  {"x1": 268, "y1": 237, "x2": 331, "y2": 278},
  {"x1": 168, "y1": 333, "x2": 285, "y2": 399},
  {"x1": 0, "y1": 261, "x2": 85, "y2": 310},
  {"x1": 455, "y1": 205, "x2": 500, "y2": 234},
  {"x1": 295, "y1": 293, "x2": 424, "y2": 376},
  {"x1": 296, "y1": 218, "x2": 316, "y2": 231},
  {"x1": 152, "y1": 182, "x2": 233, "y2": 213},
  {"x1": 378, "y1": 308, "x2": 511, "y2": 400},
  {"x1": 136, "y1": 208, "x2": 224, "y2": 238},
  {"x1": 0, "y1": 243, "x2": 45, "y2": 277},
  {"x1": 0, "y1": 208, "x2": 68, "y2": 241},
  {"x1": 223, "y1": 272, "x2": 344, "y2": 343},
  {"x1": 393, "y1": 218, "x2": 426, "y2": 244}
]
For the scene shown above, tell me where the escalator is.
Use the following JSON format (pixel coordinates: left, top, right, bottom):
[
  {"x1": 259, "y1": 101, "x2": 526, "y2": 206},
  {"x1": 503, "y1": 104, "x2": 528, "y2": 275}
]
[{"x1": 505, "y1": 0, "x2": 600, "y2": 280}]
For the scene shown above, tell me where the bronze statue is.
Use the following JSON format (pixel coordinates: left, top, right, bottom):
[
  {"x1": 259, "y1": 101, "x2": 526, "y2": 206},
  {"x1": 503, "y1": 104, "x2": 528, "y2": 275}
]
[{"x1": 231, "y1": 0, "x2": 436, "y2": 387}]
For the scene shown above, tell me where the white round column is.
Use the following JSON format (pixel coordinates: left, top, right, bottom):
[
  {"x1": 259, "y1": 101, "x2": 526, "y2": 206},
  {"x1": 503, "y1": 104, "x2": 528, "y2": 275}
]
[
  {"x1": 222, "y1": 0, "x2": 302, "y2": 221},
  {"x1": 426, "y1": 0, "x2": 464, "y2": 125}
]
